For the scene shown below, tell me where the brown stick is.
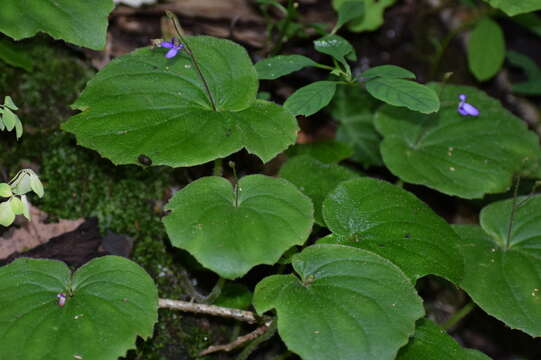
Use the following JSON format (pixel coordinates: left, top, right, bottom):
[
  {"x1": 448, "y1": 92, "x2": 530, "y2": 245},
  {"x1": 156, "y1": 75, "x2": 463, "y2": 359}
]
[
  {"x1": 198, "y1": 322, "x2": 272, "y2": 356},
  {"x1": 158, "y1": 298, "x2": 260, "y2": 324}
]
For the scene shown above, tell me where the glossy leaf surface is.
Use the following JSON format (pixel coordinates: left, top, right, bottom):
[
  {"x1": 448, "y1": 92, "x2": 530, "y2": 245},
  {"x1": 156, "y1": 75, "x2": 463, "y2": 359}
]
[
  {"x1": 468, "y1": 18, "x2": 505, "y2": 82},
  {"x1": 255, "y1": 55, "x2": 318, "y2": 80},
  {"x1": 64, "y1": 36, "x2": 298, "y2": 167},
  {"x1": 284, "y1": 81, "x2": 337, "y2": 117},
  {"x1": 321, "y1": 178, "x2": 464, "y2": 282},
  {"x1": 0, "y1": 256, "x2": 158, "y2": 360},
  {"x1": 455, "y1": 195, "x2": 541, "y2": 336},
  {"x1": 280, "y1": 155, "x2": 358, "y2": 225},
  {"x1": 481, "y1": 0, "x2": 541, "y2": 16},
  {"x1": 313, "y1": 35, "x2": 356, "y2": 66},
  {"x1": 375, "y1": 83, "x2": 541, "y2": 198},
  {"x1": 253, "y1": 244, "x2": 424, "y2": 360},
  {"x1": 163, "y1": 175, "x2": 314, "y2": 279},
  {"x1": 397, "y1": 319, "x2": 492, "y2": 360},
  {"x1": 0, "y1": 0, "x2": 114, "y2": 50}
]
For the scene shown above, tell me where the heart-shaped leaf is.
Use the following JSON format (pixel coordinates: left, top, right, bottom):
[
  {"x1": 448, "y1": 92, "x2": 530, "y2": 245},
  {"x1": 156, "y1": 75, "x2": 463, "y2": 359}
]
[
  {"x1": 365, "y1": 77, "x2": 440, "y2": 114},
  {"x1": 0, "y1": 0, "x2": 114, "y2": 50},
  {"x1": 279, "y1": 155, "x2": 358, "y2": 225},
  {"x1": 374, "y1": 83, "x2": 541, "y2": 198},
  {"x1": 397, "y1": 319, "x2": 492, "y2": 360},
  {"x1": 454, "y1": 195, "x2": 541, "y2": 336},
  {"x1": 255, "y1": 55, "x2": 318, "y2": 80},
  {"x1": 286, "y1": 140, "x2": 353, "y2": 164},
  {"x1": 321, "y1": 178, "x2": 464, "y2": 283},
  {"x1": 163, "y1": 175, "x2": 314, "y2": 279},
  {"x1": 330, "y1": 85, "x2": 383, "y2": 167},
  {"x1": 467, "y1": 18, "x2": 505, "y2": 82},
  {"x1": 253, "y1": 244, "x2": 424, "y2": 360},
  {"x1": 64, "y1": 36, "x2": 298, "y2": 167},
  {"x1": 481, "y1": 0, "x2": 541, "y2": 16},
  {"x1": 284, "y1": 81, "x2": 337, "y2": 117},
  {"x1": 0, "y1": 256, "x2": 158, "y2": 360},
  {"x1": 332, "y1": 0, "x2": 397, "y2": 32}
]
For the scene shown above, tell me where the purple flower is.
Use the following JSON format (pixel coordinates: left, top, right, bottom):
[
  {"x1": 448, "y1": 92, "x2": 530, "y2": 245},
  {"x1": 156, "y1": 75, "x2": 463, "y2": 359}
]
[
  {"x1": 457, "y1": 94, "x2": 479, "y2": 116},
  {"x1": 57, "y1": 293, "x2": 66, "y2": 307},
  {"x1": 160, "y1": 38, "x2": 184, "y2": 59}
]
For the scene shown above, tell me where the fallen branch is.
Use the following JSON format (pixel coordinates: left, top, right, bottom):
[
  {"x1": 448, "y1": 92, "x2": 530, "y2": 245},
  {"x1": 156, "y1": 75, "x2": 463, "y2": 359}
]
[
  {"x1": 198, "y1": 321, "x2": 272, "y2": 356},
  {"x1": 158, "y1": 298, "x2": 260, "y2": 324}
]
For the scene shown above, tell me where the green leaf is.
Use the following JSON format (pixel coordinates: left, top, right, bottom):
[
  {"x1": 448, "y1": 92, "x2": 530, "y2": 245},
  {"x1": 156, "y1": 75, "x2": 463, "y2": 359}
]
[
  {"x1": 10, "y1": 170, "x2": 32, "y2": 196},
  {"x1": 14, "y1": 116, "x2": 22, "y2": 139},
  {"x1": 467, "y1": 18, "x2": 505, "y2": 82},
  {"x1": 0, "y1": 37, "x2": 33, "y2": 71},
  {"x1": 214, "y1": 283, "x2": 252, "y2": 310},
  {"x1": 332, "y1": 0, "x2": 397, "y2": 32},
  {"x1": 8, "y1": 196, "x2": 23, "y2": 215},
  {"x1": 284, "y1": 81, "x2": 337, "y2": 117},
  {"x1": 29, "y1": 173, "x2": 44, "y2": 198},
  {"x1": 0, "y1": 256, "x2": 158, "y2": 360},
  {"x1": 0, "y1": 201, "x2": 15, "y2": 226},
  {"x1": 21, "y1": 194, "x2": 30, "y2": 220},
  {"x1": 4, "y1": 95, "x2": 18, "y2": 110},
  {"x1": 330, "y1": 85, "x2": 383, "y2": 167},
  {"x1": 365, "y1": 77, "x2": 440, "y2": 114},
  {"x1": 374, "y1": 83, "x2": 541, "y2": 198},
  {"x1": 362, "y1": 65, "x2": 415, "y2": 79},
  {"x1": 455, "y1": 195, "x2": 541, "y2": 336},
  {"x1": 279, "y1": 155, "x2": 358, "y2": 226},
  {"x1": 0, "y1": 183, "x2": 12, "y2": 197},
  {"x1": 313, "y1": 35, "x2": 356, "y2": 66},
  {"x1": 0, "y1": 0, "x2": 114, "y2": 50},
  {"x1": 512, "y1": 13, "x2": 541, "y2": 37},
  {"x1": 320, "y1": 178, "x2": 464, "y2": 282},
  {"x1": 286, "y1": 140, "x2": 353, "y2": 163},
  {"x1": 1, "y1": 107, "x2": 16, "y2": 131},
  {"x1": 64, "y1": 36, "x2": 298, "y2": 167},
  {"x1": 253, "y1": 244, "x2": 424, "y2": 360},
  {"x1": 255, "y1": 55, "x2": 318, "y2": 80},
  {"x1": 481, "y1": 0, "x2": 541, "y2": 16},
  {"x1": 397, "y1": 319, "x2": 492, "y2": 360},
  {"x1": 163, "y1": 175, "x2": 314, "y2": 279},
  {"x1": 334, "y1": 1, "x2": 365, "y2": 33},
  {"x1": 507, "y1": 51, "x2": 541, "y2": 95}
]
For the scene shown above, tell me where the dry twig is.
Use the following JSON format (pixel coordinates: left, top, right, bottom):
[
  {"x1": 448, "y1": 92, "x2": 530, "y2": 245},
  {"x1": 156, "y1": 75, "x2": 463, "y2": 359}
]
[
  {"x1": 198, "y1": 321, "x2": 272, "y2": 356},
  {"x1": 158, "y1": 298, "x2": 261, "y2": 324}
]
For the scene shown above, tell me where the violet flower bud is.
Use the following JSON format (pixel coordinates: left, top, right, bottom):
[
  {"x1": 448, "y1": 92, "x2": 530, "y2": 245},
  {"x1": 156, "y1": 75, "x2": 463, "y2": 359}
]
[{"x1": 457, "y1": 94, "x2": 480, "y2": 117}]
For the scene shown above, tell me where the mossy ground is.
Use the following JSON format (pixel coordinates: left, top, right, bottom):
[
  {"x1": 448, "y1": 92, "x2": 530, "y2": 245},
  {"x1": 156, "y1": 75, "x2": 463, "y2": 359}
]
[{"x1": 0, "y1": 38, "x2": 217, "y2": 359}]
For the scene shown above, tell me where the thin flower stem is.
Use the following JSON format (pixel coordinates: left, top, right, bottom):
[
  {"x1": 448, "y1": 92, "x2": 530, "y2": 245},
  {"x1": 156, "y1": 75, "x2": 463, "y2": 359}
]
[
  {"x1": 165, "y1": 11, "x2": 217, "y2": 112},
  {"x1": 442, "y1": 302, "x2": 475, "y2": 330}
]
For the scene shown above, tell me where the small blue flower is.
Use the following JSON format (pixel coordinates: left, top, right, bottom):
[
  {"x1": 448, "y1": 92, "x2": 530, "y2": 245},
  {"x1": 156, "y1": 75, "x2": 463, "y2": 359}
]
[
  {"x1": 160, "y1": 38, "x2": 184, "y2": 59},
  {"x1": 457, "y1": 94, "x2": 479, "y2": 116}
]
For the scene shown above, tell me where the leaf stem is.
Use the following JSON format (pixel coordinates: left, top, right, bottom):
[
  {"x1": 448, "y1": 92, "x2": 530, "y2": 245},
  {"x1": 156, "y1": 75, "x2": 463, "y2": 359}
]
[
  {"x1": 199, "y1": 321, "x2": 273, "y2": 356},
  {"x1": 442, "y1": 302, "x2": 475, "y2": 330},
  {"x1": 166, "y1": 11, "x2": 217, "y2": 112},
  {"x1": 204, "y1": 277, "x2": 226, "y2": 304}
]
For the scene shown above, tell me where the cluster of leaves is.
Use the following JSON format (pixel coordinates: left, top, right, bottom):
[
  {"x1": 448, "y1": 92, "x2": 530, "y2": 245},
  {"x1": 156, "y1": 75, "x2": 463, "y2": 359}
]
[
  {"x1": 0, "y1": 96, "x2": 22, "y2": 138},
  {"x1": 0, "y1": 1, "x2": 540, "y2": 360}
]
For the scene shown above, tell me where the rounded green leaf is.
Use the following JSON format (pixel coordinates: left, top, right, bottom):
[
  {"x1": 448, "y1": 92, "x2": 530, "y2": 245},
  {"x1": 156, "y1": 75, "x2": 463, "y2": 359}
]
[
  {"x1": 64, "y1": 36, "x2": 298, "y2": 167},
  {"x1": 313, "y1": 35, "x2": 356, "y2": 65},
  {"x1": 255, "y1": 55, "x2": 318, "y2": 80},
  {"x1": 467, "y1": 18, "x2": 505, "y2": 82},
  {"x1": 365, "y1": 77, "x2": 440, "y2": 114},
  {"x1": 332, "y1": 0, "x2": 397, "y2": 32},
  {"x1": 9, "y1": 196, "x2": 23, "y2": 215},
  {"x1": 0, "y1": 183, "x2": 12, "y2": 197},
  {"x1": 0, "y1": 0, "x2": 114, "y2": 50},
  {"x1": 0, "y1": 256, "x2": 158, "y2": 360},
  {"x1": 279, "y1": 155, "x2": 358, "y2": 226},
  {"x1": 29, "y1": 172, "x2": 44, "y2": 198},
  {"x1": 2, "y1": 107, "x2": 16, "y2": 131},
  {"x1": 284, "y1": 81, "x2": 337, "y2": 117},
  {"x1": 361, "y1": 65, "x2": 415, "y2": 79},
  {"x1": 321, "y1": 178, "x2": 464, "y2": 282},
  {"x1": 334, "y1": 1, "x2": 365, "y2": 32},
  {"x1": 330, "y1": 85, "x2": 383, "y2": 167},
  {"x1": 481, "y1": 0, "x2": 541, "y2": 16},
  {"x1": 163, "y1": 175, "x2": 314, "y2": 279},
  {"x1": 0, "y1": 201, "x2": 15, "y2": 226},
  {"x1": 4, "y1": 95, "x2": 19, "y2": 110},
  {"x1": 454, "y1": 195, "x2": 541, "y2": 336},
  {"x1": 374, "y1": 83, "x2": 541, "y2": 198},
  {"x1": 397, "y1": 319, "x2": 492, "y2": 360},
  {"x1": 253, "y1": 244, "x2": 424, "y2": 360}
]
